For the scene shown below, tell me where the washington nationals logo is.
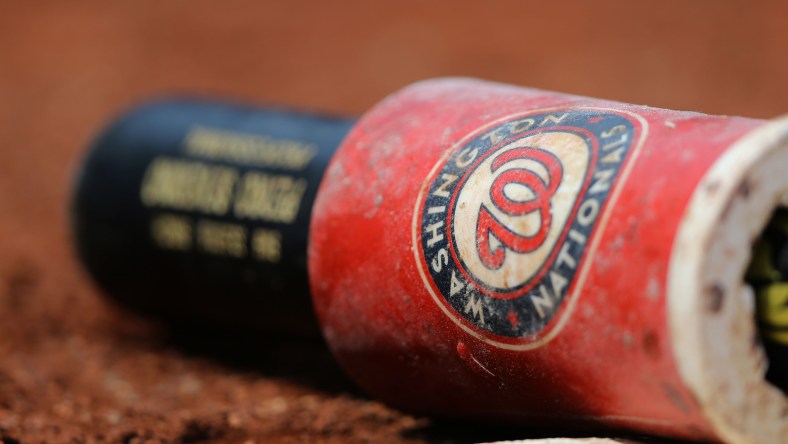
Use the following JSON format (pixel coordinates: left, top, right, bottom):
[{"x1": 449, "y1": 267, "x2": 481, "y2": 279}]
[
  {"x1": 414, "y1": 109, "x2": 642, "y2": 348},
  {"x1": 477, "y1": 147, "x2": 562, "y2": 269}
]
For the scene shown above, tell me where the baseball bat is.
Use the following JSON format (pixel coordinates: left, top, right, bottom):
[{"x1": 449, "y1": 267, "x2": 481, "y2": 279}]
[{"x1": 72, "y1": 79, "x2": 788, "y2": 443}]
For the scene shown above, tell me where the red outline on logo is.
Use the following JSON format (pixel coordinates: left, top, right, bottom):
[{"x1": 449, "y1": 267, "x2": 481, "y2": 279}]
[
  {"x1": 444, "y1": 126, "x2": 598, "y2": 299},
  {"x1": 476, "y1": 147, "x2": 564, "y2": 269}
]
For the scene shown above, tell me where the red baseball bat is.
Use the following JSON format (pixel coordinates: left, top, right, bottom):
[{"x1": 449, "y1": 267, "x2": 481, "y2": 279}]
[{"x1": 309, "y1": 78, "x2": 788, "y2": 443}]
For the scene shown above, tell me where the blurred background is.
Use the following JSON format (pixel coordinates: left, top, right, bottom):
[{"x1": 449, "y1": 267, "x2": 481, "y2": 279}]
[{"x1": 0, "y1": 1, "x2": 786, "y2": 442}]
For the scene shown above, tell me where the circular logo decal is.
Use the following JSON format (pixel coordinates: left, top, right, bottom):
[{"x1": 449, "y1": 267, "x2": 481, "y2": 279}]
[{"x1": 414, "y1": 110, "x2": 640, "y2": 347}]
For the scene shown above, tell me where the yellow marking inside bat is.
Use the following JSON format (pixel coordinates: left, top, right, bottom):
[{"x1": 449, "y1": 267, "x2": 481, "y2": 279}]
[
  {"x1": 757, "y1": 284, "x2": 788, "y2": 327},
  {"x1": 747, "y1": 210, "x2": 788, "y2": 346},
  {"x1": 764, "y1": 329, "x2": 788, "y2": 344}
]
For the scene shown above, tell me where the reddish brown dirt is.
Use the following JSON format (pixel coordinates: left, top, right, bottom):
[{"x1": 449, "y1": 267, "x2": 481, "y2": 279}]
[{"x1": 0, "y1": 1, "x2": 787, "y2": 442}]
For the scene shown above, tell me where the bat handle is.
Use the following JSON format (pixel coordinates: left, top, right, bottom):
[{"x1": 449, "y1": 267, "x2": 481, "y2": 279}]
[{"x1": 72, "y1": 98, "x2": 355, "y2": 336}]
